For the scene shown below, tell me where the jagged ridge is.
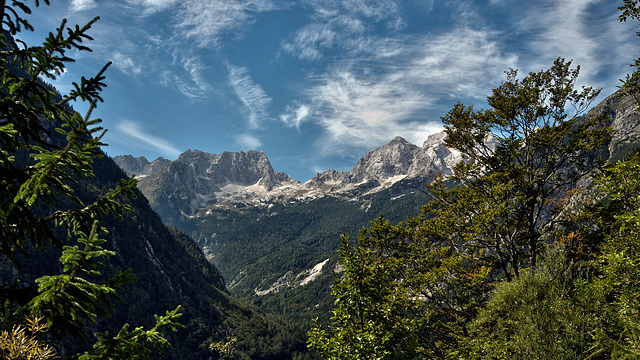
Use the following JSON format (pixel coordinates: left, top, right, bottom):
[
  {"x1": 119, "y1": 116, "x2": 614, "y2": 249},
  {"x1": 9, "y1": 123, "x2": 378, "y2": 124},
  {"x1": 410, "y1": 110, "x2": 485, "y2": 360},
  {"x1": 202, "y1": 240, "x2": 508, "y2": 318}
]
[{"x1": 114, "y1": 131, "x2": 472, "y2": 220}]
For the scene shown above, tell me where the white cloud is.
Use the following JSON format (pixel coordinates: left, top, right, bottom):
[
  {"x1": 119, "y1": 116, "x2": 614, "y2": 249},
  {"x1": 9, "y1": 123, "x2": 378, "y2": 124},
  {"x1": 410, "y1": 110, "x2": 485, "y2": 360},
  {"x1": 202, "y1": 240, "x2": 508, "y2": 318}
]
[
  {"x1": 405, "y1": 28, "x2": 518, "y2": 97},
  {"x1": 522, "y1": 0, "x2": 599, "y2": 58},
  {"x1": 235, "y1": 133, "x2": 262, "y2": 149},
  {"x1": 308, "y1": 0, "x2": 401, "y2": 23},
  {"x1": 174, "y1": 0, "x2": 277, "y2": 48},
  {"x1": 282, "y1": 26, "x2": 517, "y2": 157},
  {"x1": 112, "y1": 52, "x2": 143, "y2": 76},
  {"x1": 124, "y1": 0, "x2": 278, "y2": 47},
  {"x1": 283, "y1": 0, "x2": 402, "y2": 60},
  {"x1": 510, "y1": 0, "x2": 633, "y2": 90},
  {"x1": 125, "y1": 0, "x2": 179, "y2": 14},
  {"x1": 228, "y1": 65, "x2": 272, "y2": 128},
  {"x1": 174, "y1": 56, "x2": 212, "y2": 100},
  {"x1": 115, "y1": 120, "x2": 182, "y2": 158},
  {"x1": 280, "y1": 104, "x2": 310, "y2": 129},
  {"x1": 309, "y1": 71, "x2": 437, "y2": 152},
  {"x1": 281, "y1": 24, "x2": 339, "y2": 61},
  {"x1": 70, "y1": 0, "x2": 97, "y2": 12}
]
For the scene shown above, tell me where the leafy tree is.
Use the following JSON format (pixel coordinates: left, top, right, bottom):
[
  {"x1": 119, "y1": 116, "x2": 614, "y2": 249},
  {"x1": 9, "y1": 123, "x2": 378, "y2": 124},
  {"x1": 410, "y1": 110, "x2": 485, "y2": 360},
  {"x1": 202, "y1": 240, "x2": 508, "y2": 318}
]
[
  {"x1": 453, "y1": 4, "x2": 640, "y2": 359},
  {"x1": 308, "y1": 216, "x2": 491, "y2": 359},
  {"x1": 618, "y1": 0, "x2": 640, "y2": 104},
  {"x1": 439, "y1": 57, "x2": 611, "y2": 279},
  {"x1": 0, "y1": 1, "x2": 181, "y2": 358},
  {"x1": 312, "y1": 58, "x2": 613, "y2": 359}
]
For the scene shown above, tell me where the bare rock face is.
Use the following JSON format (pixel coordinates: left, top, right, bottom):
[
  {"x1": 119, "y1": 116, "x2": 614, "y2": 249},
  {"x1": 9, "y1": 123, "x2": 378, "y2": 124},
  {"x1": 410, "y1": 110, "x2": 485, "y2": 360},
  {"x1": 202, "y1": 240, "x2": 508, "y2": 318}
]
[
  {"x1": 307, "y1": 133, "x2": 464, "y2": 193},
  {"x1": 349, "y1": 136, "x2": 422, "y2": 181},
  {"x1": 113, "y1": 155, "x2": 170, "y2": 177},
  {"x1": 129, "y1": 149, "x2": 300, "y2": 219},
  {"x1": 174, "y1": 149, "x2": 285, "y2": 190},
  {"x1": 115, "y1": 132, "x2": 466, "y2": 220},
  {"x1": 590, "y1": 89, "x2": 640, "y2": 161}
]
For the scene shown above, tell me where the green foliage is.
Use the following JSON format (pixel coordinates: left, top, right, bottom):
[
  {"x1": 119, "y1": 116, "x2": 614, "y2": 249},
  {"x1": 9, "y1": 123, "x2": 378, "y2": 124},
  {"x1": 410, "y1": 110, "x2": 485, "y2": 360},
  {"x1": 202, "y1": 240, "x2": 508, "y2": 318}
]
[
  {"x1": 26, "y1": 221, "x2": 139, "y2": 338},
  {"x1": 618, "y1": 0, "x2": 640, "y2": 104},
  {"x1": 210, "y1": 324, "x2": 238, "y2": 359},
  {"x1": 312, "y1": 55, "x2": 616, "y2": 360},
  {"x1": 0, "y1": 1, "x2": 182, "y2": 358},
  {"x1": 309, "y1": 216, "x2": 491, "y2": 359},
  {"x1": 458, "y1": 249, "x2": 596, "y2": 360},
  {"x1": 188, "y1": 181, "x2": 430, "y2": 325},
  {"x1": 311, "y1": 3, "x2": 640, "y2": 360},
  {"x1": 440, "y1": 57, "x2": 610, "y2": 279},
  {"x1": 77, "y1": 306, "x2": 183, "y2": 360},
  {"x1": 587, "y1": 153, "x2": 640, "y2": 359}
]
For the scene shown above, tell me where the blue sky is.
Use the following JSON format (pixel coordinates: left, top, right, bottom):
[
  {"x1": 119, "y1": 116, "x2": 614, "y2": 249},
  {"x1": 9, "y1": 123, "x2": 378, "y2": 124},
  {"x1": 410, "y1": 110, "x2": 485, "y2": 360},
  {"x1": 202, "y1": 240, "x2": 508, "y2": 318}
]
[{"x1": 23, "y1": 0, "x2": 638, "y2": 181}]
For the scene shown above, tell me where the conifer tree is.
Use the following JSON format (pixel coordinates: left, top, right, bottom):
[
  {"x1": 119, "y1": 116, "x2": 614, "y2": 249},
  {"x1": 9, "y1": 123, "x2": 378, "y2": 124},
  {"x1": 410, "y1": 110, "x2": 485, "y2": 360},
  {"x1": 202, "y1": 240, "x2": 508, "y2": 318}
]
[{"x1": 0, "y1": 1, "x2": 181, "y2": 358}]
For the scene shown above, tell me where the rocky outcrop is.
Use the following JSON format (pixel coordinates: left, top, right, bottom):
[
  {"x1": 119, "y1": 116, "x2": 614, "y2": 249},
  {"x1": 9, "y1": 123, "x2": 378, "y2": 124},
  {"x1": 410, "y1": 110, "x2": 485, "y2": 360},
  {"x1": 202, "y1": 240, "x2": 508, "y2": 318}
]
[
  {"x1": 306, "y1": 133, "x2": 465, "y2": 193},
  {"x1": 589, "y1": 89, "x2": 640, "y2": 161},
  {"x1": 120, "y1": 150, "x2": 301, "y2": 219},
  {"x1": 113, "y1": 155, "x2": 170, "y2": 177}
]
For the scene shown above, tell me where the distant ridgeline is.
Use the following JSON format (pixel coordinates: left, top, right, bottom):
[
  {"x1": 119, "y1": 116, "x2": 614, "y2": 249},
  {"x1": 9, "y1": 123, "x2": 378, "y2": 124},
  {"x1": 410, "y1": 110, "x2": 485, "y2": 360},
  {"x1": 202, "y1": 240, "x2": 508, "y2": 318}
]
[{"x1": 113, "y1": 87, "x2": 640, "y2": 325}]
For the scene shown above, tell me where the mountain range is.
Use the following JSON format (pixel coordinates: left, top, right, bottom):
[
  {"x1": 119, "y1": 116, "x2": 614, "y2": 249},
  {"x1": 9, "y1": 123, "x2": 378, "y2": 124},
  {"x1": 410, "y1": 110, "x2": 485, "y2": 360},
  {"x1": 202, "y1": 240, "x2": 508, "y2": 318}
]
[
  {"x1": 114, "y1": 131, "x2": 468, "y2": 217},
  {"x1": 112, "y1": 87, "x2": 640, "y2": 324}
]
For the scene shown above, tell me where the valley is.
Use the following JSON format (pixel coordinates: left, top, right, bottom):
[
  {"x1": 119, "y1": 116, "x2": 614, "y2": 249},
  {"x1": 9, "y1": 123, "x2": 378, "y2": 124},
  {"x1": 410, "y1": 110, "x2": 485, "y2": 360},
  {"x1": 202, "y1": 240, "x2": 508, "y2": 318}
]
[{"x1": 113, "y1": 88, "x2": 640, "y2": 325}]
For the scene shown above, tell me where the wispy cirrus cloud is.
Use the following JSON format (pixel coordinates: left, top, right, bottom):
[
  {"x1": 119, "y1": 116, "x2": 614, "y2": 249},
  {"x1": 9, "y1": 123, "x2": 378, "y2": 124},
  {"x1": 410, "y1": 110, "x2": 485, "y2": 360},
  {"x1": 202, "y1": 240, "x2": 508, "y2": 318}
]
[
  {"x1": 112, "y1": 52, "x2": 143, "y2": 76},
  {"x1": 281, "y1": 26, "x2": 517, "y2": 157},
  {"x1": 114, "y1": 120, "x2": 182, "y2": 158},
  {"x1": 125, "y1": 0, "x2": 178, "y2": 14},
  {"x1": 126, "y1": 0, "x2": 278, "y2": 47},
  {"x1": 518, "y1": 0, "x2": 600, "y2": 64},
  {"x1": 504, "y1": 0, "x2": 635, "y2": 90},
  {"x1": 174, "y1": 0, "x2": 278, "y2": 48},
  {"x1": 309, "y1": 71, "x2": 437, "y2": 152},
  {"x1": 70, "y1": 0, "x2": 97, "y2": 12},
  {"x1": 159, "y1": 56, "x2": 212, "y2": 100},
  {"x1": 282, "y1": 0, "x2": 403, "y2": 60},
  {"x1": 113, "y1": 0, "x2": 278, "y2": 102},
  {"x1": 404, "y1": 28, "x2": 519, "y2": 97},
  {"x1": 280, "y1": 104, "x2": 310, "y2": 130},
  {"x1": 228, "y1": 65, "x2": 272, "y2": 128}
]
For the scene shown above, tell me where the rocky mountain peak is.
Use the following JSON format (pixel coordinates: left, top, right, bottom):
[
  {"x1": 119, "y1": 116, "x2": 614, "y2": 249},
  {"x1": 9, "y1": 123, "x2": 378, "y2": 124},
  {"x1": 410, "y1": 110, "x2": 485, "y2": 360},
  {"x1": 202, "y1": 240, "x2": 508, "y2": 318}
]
[
  {"x1": 115, "y1": 131, "x2": 465, "y2": 217},
  {"x1": 422, "y1": 131, "x2": 447, "y2": 148},
  {"x1": 113, "y1": 155, "x2": 170, "y2": 178},
  {"x1": 174, "y1": 149, "x2": 278, "y2": 187},
  {"x1": 389, "y1": 136, "x2": 410, "y2": 144},
  {"x1": 349, "y1": 136, "x2": 421, "y2": 182}
]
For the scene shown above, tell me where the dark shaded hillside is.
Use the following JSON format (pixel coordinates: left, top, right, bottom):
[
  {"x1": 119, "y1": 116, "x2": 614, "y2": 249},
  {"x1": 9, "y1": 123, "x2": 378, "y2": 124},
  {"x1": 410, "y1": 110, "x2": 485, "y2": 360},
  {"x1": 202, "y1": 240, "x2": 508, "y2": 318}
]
[
  {"x1": 80, "y1": 156, "x2": 316, "y2": 359},
  {"x1": 4, "y1": 152, "x2": 315, "y2": 359}
]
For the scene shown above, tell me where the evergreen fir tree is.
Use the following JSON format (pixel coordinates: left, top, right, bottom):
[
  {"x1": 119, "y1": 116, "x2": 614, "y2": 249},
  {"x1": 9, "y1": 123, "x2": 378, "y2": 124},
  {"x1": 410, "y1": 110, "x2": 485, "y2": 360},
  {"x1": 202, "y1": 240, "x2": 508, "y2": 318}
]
[{"x1": 0, "y1": 1, "x2": 181, "y2": 358}]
